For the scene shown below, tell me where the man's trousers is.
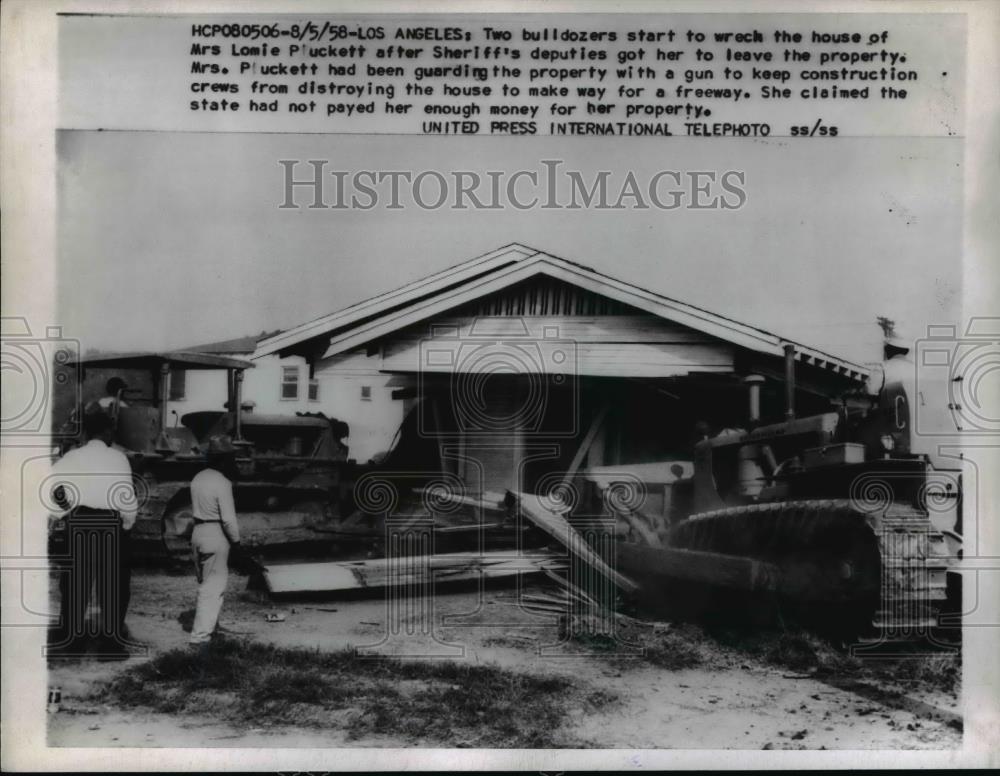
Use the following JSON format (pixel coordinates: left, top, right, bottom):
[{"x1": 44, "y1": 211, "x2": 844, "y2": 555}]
[
  {"x1": 50, "y1": 507, "x2": 131, "y2": 656},
  {"x1": 190, "y1": 522, "x2": 230, "y2": 644}
]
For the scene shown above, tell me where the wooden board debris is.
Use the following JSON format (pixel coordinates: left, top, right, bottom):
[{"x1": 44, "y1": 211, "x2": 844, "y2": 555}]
[
  {"x1": 510, "y1": 490, "x2": 639, "y2": 595},
  {"x1": 262, "y1": 549, "x2": 565, "y2": 595},
  {"x1": 542, "y1": 567, "x2": 599, "y2": 606},
  {"x1": 412, "y1": 486, "x2": 508, "y2": 514}
]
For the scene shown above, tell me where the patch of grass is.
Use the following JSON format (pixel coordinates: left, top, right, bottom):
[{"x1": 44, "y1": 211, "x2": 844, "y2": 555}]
[
  {"x1": 633, "y1": 623, "x2": 711, "y2": 670},
  {"x1": 847, "y1": 651, "x2": 961, "y2": 696},
  {"x1": 480, "y1": 635, "x2": 537, "y2": 649},
  {"x1": 98, "y1": 637, "x2": 578, "y2": 747},
  {"x1": 704, "y1": 623, "x2": 961, "y2": 697},
  {"x1": 564, "y1": 614, "x2": 711, "y2": 670},
  {"x1": 761, "y1": 631, "x2": 962, "y2": 697},
  {"x1": 585, "y1": 688, "x2": 618, "y2": 708},
  {"x1": 763, "y1": 632, "x2": 821, "y2": 672},
  {"x1": 569, "y1": 630, "x2": 620, "y2": 652},
  {"x1": 640, "y1": 636, "x2": 704, "y2": 670},
  {"x1": 565, "y1": 607, "x2": 960, "y2": 695}
]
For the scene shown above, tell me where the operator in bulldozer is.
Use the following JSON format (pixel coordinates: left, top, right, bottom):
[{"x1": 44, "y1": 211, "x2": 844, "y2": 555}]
[
  {"x1": 188, "y1": 434, "x2": 254, "y2": 651},
  {"x1": 97, "y1": 377, "x2": 129, "y2": 413}
]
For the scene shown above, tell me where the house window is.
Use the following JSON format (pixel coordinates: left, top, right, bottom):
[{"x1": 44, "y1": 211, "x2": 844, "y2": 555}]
[
  {"x1": 169, "y1": 369, "x2": 186, "y2": 400},
  {"x1": 360, "y1": 385, "x2": 372, "y2": 401},
  {"x1": 281, "y1": 366, "x2": 299, "y2": 399},
  {"x1": 308, "y1": 378, "x2": 319, "y2": 401}
]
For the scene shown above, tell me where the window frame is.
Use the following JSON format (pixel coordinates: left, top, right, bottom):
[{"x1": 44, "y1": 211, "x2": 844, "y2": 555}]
[
  {"x1": 168, "y1": 368, "x2": 186, "y2": 401},
  {"x1": 280, "y1": 365, "x2": 300, "y2": 400}
]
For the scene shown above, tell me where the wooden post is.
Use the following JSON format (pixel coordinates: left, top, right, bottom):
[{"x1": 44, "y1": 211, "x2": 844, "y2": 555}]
[
  {"x1": 158, "y1": 362, "x2": 170, "y2": 430},
  {"x1": 153, "y1": 362, "x2": 173, "y2": 453}
]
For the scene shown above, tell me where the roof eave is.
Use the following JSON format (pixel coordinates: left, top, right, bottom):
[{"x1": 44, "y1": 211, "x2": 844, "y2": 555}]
[{"x1": 254, "y1": 245, "x2": 868, "y2": 384}]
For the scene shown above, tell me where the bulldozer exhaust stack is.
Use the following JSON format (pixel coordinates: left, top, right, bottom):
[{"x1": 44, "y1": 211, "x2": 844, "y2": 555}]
[{"x1": 783, "y1": 343, "x2": 796, "y2": 420}]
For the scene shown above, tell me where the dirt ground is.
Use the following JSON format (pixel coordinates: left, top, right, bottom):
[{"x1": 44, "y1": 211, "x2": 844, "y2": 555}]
[{"x1": 47, "y1": 569, "x2": 962, "y2": 749}]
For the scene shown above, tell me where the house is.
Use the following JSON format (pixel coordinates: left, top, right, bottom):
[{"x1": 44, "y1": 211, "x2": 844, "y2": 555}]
[
  {"x1": 254, "y1": 244, "x2": 868, "y2": 494},
  {"x1": 166, "y1": 330, "x2": 311, "y2": 415},
  {"x1": 169, "y1": 331, "x2": 400, "y2": 462}
]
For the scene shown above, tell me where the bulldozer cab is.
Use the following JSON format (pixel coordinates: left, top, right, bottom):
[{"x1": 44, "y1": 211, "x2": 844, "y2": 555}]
[{"x1": 65, "y1": 351, "x2": 255, "y2": 456}]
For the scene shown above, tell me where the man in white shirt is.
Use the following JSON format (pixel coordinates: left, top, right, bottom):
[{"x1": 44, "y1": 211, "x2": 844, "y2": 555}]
[
  {"x1": 48, "y1": 408, "x2": 138, "y2": 659},
  {"x1": 189, "y1": 434, "x2": 249, "y2": 649}
]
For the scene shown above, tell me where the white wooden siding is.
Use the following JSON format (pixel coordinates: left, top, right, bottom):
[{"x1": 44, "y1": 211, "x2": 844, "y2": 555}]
[{"x1": 377, "y1": 315, "x2": 733, "y2": 377}]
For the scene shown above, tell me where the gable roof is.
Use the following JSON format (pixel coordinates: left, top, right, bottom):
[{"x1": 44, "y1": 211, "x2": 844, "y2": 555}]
[
  {"x1": 255, "y1": 244, "x2": 868, "y2": 382},
  {"x1": 256, "y1": 244, "x2": 535, "y2": 358}
]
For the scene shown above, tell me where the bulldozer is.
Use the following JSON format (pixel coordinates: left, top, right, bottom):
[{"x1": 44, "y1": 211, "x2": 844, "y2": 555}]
[
  {"x1": 54, "y1": 351, "x2": 352, "y2": 560},
  {"x1": 613, "y1": 345, "x2": 963, "y2": 641},
  {"x1": 337, "y1": 342, "x2": 962, "y2": 641}
]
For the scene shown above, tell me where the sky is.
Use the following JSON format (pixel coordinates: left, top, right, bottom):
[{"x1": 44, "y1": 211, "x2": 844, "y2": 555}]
[{"x1": 57, "y1": 130, "x2": 963, "y2": 365}]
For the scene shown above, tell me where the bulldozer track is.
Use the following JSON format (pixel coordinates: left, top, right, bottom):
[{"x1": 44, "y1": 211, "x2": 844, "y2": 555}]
[{"x1": 665, "y1": 499, "x2": 950, "y2": 639}]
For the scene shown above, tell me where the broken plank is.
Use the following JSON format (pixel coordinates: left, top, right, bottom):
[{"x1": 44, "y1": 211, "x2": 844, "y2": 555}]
[
  {"x1": 265, "y1": 561, "x2": 526, "y2": 595},
  {"x1": 263, "y1": 549, "x2": 561, "y2": 595},
  {"x1": 413, "y1": 486, "x2": 508, "y2": 514},
  {"x1": 435, "y1": 558, "x2": 567, "y2": 579},
  {"x1": 433, "y1": 522, "x2": 506, "y2": 533},
  {"x1": 560, "y1": 405, "x2": 609, "y2": 491},
  {"x1": 522, "y1": 593, "x2": 572, "y2": 605},
  {"x1": 519, "y1": 602, "x2": 567, "y2": 614},
  {"x1": 511, "y1": 491, "x2": 639, "y2": 594},
  {"x1": 542, "y1": 568, "x2": 600, "y2": 606}
]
